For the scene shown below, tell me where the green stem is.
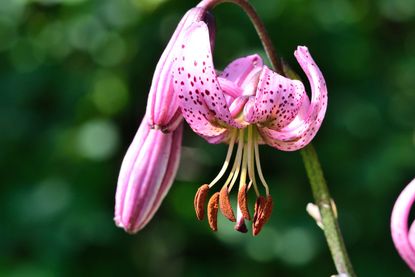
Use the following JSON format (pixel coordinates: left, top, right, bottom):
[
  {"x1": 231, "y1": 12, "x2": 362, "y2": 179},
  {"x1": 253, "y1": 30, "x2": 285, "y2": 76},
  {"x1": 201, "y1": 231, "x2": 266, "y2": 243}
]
[
  {"x1": 198, "y1": 0, "x2": 283, "y2": 74},
  {"x1": 199, "y1": 0, "x2": 356, "y2": 275},
  {"x1": 301, "y1": 144, "x2": 356, "y2": 277}
]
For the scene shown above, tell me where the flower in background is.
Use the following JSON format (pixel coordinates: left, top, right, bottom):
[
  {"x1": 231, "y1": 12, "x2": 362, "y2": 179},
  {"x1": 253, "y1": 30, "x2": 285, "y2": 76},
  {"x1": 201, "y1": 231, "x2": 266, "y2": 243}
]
[
  {"x1": 172, "y1": 22, "x2": 327, "y2": 235},
  {"x1": 391, "y1": 178, "x2": 415, "y2": 272}
]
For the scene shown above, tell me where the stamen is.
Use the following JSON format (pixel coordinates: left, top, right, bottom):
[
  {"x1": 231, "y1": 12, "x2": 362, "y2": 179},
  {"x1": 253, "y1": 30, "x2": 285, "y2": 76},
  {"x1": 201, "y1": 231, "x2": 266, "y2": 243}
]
[
  {"x1": 236, "y1": 136, "x2": 251, "y2": 220},
  {"x1": 194, "y1": 184, "x2": 209, "y2": 220},
  {"x1": 238, "y1": 183, "x2": 251, "y2": 220},
  {"x1": 208, "y1": 129, "x2": 238, "y2": 188},
  {"x1": 253, "y1": 195, "x2": 273, "y2": 236},
  {"x1": 194, "y1": 125, "x2": 275, "y2": 234},
  {"x1": 247, "y1": 126, "x2": 260, "y2": 196},
  {"x1": 253, "y1": 196, "x2": 265, "y2": 224},
  {"x1": 238, "y1": 141, "x2": 248, "y2": 191},
  {"x1": 253, "y1": 128, "x2": 270, "y2": 196},
  {"x1": 225, "y1": 129, "x2": 244, "y2": 191},
  {"x1": 207, "y1": 192, "x2": 220, "y2": 231},
  {"x1": 219, "y1": 185, "x2": 236, "y2": 222}
]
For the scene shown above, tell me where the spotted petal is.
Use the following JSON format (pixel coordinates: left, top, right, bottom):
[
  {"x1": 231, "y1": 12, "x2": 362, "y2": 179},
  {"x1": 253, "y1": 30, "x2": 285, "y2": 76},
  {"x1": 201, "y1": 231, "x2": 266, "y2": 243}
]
[
  {"x1": 257, "y1": 46, "x2": 327, "y2": 151},
  {"x1": 244, "y1": 65, "x2": 305, "y2": 129},
  {"x1": 219, "y1": 54, "x2": 263, "y2": 98},
  {"x1": 146, "y1": 7, "x2": 206, "y2": 128},
  {"x1": 172, "y1": 21, "x2": 243, "y2": 141}
]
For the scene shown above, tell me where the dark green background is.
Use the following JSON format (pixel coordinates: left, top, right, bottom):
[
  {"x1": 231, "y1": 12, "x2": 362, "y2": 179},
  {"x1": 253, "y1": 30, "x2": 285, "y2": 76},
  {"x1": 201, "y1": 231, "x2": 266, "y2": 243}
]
[{"x1": 1, "y1": 0, "x2": 414, "y2": 276}]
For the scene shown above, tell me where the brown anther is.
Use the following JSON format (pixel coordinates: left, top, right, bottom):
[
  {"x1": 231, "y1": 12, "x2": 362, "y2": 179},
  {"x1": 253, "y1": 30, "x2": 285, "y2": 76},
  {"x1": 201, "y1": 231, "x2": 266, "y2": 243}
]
[
  {"x1": 262, "y1": 195, "x2": 273, "y2": 223},
  {"x1": 252, "y1": 195, "x2": 273, "y2": 236},
  {"x1": 219, "y1": 185, "x2": 236, "y2": 222},
  {"x1": 207, "y1": 192, "x2": 220, "y2": 232},
  {"x1": 194, "y1": 184, "x2": 209, "y2": 220},
  {"x1": 238, "y1": 183, "x2": 251, "y2": 220},
  {"x1": 253, "y1": 195, "x2": 265, "y2": 224},
  {"x1": 234, "y1": 219, "x2": 248, "y2": 233}
]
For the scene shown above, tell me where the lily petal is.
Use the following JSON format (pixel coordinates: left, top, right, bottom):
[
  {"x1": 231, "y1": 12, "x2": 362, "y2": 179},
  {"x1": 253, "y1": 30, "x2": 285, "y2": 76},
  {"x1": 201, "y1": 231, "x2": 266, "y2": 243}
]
[
  {"x1": 258, "y1": 46, "x2": 327, "y2": 151},
  {"x1": 245, "y1": 65, "x2": 305, "y2": 129},
  {"x1": 146, "y1": 7, "x2": 206, "y2": 128},
  {"x1": 173, "y1": 21, "x2": 243, "y2": 140},
  {"x1": 219, "y1": 54, "x2": 263, "y2": 96}
]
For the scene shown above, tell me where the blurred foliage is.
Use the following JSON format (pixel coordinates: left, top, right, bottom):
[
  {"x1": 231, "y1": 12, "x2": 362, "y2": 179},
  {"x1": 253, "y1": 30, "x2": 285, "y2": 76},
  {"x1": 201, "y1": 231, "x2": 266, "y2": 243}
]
[{"x1": 0, "y1": 0, "x2": 414, "y2": 276}]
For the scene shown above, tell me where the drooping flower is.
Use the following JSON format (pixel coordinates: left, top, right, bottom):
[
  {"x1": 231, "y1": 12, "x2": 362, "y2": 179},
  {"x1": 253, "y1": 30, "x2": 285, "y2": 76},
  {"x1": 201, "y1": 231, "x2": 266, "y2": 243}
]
[
  {"x1": 391, "y1": 178, "x2": 415, "y2": 272},
  {"x1": 115, "y1": 1, "x2": 328, "y2": 235},
  {"x1": 115, "y1": 7, "x2": 214, "y2": 233},
  {"x1": 172, "y1": 22, "x2": 327, "y2": 235}
]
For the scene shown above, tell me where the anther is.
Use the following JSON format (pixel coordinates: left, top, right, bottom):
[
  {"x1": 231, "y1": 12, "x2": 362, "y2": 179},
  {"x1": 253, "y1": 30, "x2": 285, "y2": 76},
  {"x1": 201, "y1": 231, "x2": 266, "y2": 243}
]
[
  {"x1": 253, "y1": 196, "x2": 265, "y2": 223},
  {"x1": 219, "y1": 185, "x2": 236, "y2": 222},
  {"x1": 253, "y1": 195, "x2": 273, "y2": 236},
  {"x1": 207, "y1": 192, "x2": 220, "y2": 231},
  {"x1": 194, "y1": 184, "x2": 210, "y2": 220},
  {"x1": 238, "y1": 183, "x2": 251, "y2": 220}
]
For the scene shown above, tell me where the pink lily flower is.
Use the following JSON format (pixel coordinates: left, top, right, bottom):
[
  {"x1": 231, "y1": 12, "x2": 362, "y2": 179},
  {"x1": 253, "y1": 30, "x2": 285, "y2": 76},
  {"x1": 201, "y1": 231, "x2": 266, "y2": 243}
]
[
  {"x1": 115, "y1": 7, "x2": 213, "y2": 233},
  {"x1": 172, "y1": 22, "x2": 327, "y2": 235},
  {"x1": 391, "y1": 178, "x2": 415, "y2": 272}
]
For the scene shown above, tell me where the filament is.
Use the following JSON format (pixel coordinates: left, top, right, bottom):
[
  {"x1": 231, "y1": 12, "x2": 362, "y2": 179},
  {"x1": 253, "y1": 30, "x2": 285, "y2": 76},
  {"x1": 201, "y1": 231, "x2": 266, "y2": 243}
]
[
  {"x1": 225, "y1": 129, "x2": 244, "y2": 191},
  {"x1": 247, "y1": 126, "x2": 260, "y2": 196},
  {"x1": 208, "y1": 129, "x2": 238, "y2": 188},
  {"x1": 253, "y1": 128, "x2": 270, "y2": 196}
]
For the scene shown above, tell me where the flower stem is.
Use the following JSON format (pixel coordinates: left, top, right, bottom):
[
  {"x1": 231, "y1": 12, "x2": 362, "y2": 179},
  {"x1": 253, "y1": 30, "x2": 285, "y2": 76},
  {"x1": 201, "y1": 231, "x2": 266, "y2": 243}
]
[
  {"x1": 199, "y1": 0, "x2": 356, "y2": 275},
  {"x1": 301, "y1": 144, "x2": 356, "y2": 277},
  {"x1": 198, "y1": 0, "x2": 283, "y2": 74}
]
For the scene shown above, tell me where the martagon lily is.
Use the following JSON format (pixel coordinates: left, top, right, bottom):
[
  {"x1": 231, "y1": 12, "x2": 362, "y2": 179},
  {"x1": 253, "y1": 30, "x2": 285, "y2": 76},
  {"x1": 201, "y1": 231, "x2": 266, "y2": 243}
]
[
  {"x1": 172, "y1": 21, "x2": 327, "y2": 235},
  {"x1": 114, "y1": 3, "x2": 327, "y2": 235}
]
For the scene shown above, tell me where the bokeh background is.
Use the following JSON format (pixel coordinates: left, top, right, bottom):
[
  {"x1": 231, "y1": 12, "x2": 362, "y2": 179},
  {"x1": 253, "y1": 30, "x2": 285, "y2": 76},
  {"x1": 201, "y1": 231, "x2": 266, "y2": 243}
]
[{"x1": 1, "y1": 0, "x2": 414, "y2": 276}]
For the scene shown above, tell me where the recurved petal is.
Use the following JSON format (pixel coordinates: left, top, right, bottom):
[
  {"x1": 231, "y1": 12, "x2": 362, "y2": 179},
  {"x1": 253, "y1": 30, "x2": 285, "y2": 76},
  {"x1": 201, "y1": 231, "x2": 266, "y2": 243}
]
[
  {"x1": 172, "y1": 21, "x2": 243, "y2": 140},
  {"x1": 294, "y1": 46, "x2": 327, "y2": 130},
  {"x1": 258, "y1": 46, "x2": 327, "y2": 151}
]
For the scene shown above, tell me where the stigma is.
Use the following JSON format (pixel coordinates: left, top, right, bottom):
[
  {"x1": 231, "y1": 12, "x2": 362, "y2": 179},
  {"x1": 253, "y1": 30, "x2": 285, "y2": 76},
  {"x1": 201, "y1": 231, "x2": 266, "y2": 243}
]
[{"x1": 194, "y1": 125, "x2": 273, "y2": 236}]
